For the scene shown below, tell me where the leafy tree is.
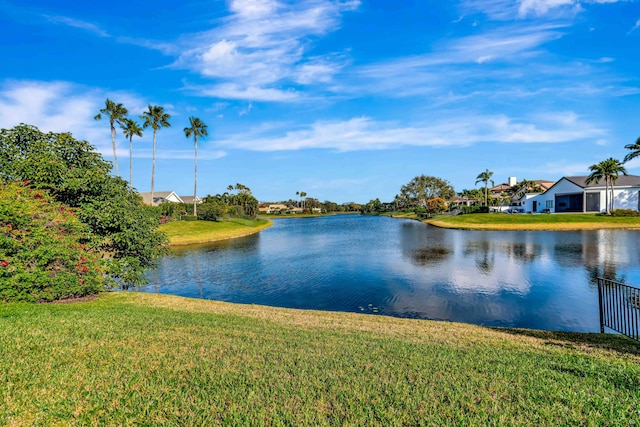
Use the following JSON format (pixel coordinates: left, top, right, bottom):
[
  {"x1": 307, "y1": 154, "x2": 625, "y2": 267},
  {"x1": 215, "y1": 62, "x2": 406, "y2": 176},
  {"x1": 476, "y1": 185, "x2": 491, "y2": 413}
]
[
  {"x1": 184, "y1": 117, "x2": 208, "y2": 217},
  {"x1": 398, "y1": 175, "x2": 455, "y2": 209},
  {"x1": 586, "y1": 158, "x2": 627, "y2": 214},
  {"x1": 0, "y1": 181, "x2": 104, "y2": 302},
  {"x1": 509, "y1": 179, "x2": 541, "y2": 197},
  {"x1": 623, "y1": 136, "x2": 640, "y2": 163},
  {"x1": 207, "y1": 184, "x2": 259, "y2": 219},
  {"x1": 141, "y1": 105, "x2": 171, "y2": 207},
  {"x1": 427, "y1": 197, "x2": 447, "y2": 214},
  {"x1": 475, "y1": 169, "x2": 494, "y2": 207},
  {"x1": 120, "y1": 118, "x2": 143, "y2": 189},
  {"x1": 0, "y1": 124, "x2": 167, "y2": 289},
  {"x1": 457, "y1": 189, "x2": 484, "y2": 206},
  {"x1": 95, "y1": 99, "x2": 128, "y2": 177}
]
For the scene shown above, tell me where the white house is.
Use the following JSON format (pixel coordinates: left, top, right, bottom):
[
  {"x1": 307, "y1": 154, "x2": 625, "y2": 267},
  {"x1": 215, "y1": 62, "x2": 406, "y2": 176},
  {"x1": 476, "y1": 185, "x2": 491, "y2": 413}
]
[
  {"x1": 521, "y1": 175, "x2": 640, "y2": 213},
  {"x1": 139, "y1": 191, "x2": 184, "y2": 206}
]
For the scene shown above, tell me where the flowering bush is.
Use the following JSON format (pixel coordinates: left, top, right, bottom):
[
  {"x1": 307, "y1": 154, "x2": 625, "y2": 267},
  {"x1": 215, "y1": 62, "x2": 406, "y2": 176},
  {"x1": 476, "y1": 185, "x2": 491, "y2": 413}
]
[
  {"x1": 1, "y1": 124, "x2": 167, "y2": 291},
  {"x1": 0, "y1": 181, "x2": 104, "y2": 302}
]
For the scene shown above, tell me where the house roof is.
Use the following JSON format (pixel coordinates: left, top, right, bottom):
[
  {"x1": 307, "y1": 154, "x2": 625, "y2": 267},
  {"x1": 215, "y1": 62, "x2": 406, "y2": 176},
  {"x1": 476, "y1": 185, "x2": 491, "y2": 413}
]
[
  {"x1": 180, "y1": 196, "x2": 202, "y2": 204},
  {"x1": 490, "y1": 183, "x2": 511, "y2": 193},
  {"x1": 491, "y1": 179, "x2": 555, "y2": 193},
  {"x1": 138, "y1": 191, "x2": 183, "y2": 206},
  {"x1": 564, "y1": 175, "x2": 640, "y2": 188}
]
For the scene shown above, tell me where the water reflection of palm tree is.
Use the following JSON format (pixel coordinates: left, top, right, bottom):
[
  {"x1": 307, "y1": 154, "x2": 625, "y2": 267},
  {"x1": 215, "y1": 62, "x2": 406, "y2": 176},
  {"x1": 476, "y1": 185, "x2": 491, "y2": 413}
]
[
  {"x1": 508, "y1": 242, "x2": 540, "y2": 262},
  {"x1": 195, "y1": 255, "x2": 203, "y2": 299},
  {"x1": 585, "y1": 264, "x2": 624, "y2": 289},
  {"x1": 464, "y1": 241, "x2": 494, "y2": 274}
]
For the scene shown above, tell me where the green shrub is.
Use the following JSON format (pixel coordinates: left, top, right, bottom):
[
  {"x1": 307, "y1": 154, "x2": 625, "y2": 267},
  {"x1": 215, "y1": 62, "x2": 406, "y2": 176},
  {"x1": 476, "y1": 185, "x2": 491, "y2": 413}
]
[
  {"x1": 611, "y1": 209, "x2": 640, "y2": 217},
  {"x1": 0, "y1": 181, "x2": 105, "y2": 302},
  {"x1": 197, "y1": 202, "x2": 226, "y2": 221},
  {"x1": 459, "y1": 206, "x2": 489, "y2": 215}
]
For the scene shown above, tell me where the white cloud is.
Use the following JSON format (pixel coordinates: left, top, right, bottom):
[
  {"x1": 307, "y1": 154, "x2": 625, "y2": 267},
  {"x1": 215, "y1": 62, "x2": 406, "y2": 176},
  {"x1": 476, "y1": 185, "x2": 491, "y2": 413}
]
[
  {"x1": 518, "y1": 0, "x2": 576, "y2": 16},
  {"x1": 239, "y1": 102, "x2": 253, "y2": 116},
  {"x1": 173, "y1": 0, "x2": 359, "y2": 101},
  {"x1": 216, "y1": 112, "x2": 604, "y2": 152},
  {"x1": 629, "y1": 18, "x2": 640, "y2": 34},
  {"x1": 0, "y1": 80, "x2": 200, "y2": 161},
  {"x1": 0, "y1": 80, "x2": 104, "y2": 144},
  {"x1": 190, "y1": 83, "x2": 300, "y2": 102}
]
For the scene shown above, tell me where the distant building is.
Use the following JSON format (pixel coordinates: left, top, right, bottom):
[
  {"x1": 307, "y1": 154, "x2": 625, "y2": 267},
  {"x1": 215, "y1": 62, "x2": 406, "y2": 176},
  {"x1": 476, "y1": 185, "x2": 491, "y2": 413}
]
[
  {"x1": 139, "y1": 191, "x2": 183, "y2": 206},
  {"x1": 180, "y1": 196, "x2": 202, "y2": 205}
]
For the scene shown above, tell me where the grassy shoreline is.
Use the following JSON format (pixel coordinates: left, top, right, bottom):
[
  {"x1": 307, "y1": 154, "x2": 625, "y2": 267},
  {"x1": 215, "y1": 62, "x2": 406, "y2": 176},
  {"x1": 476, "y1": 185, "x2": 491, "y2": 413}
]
[
  {"x1": 159, "y1": 218, "x2": 273, "y2": 246},
  {"x1": 423, "y1": 213, "x2": 640, "y2": 230},
  {"x1": 1, "y1": 292, "x2": 638, "y2": 425}
]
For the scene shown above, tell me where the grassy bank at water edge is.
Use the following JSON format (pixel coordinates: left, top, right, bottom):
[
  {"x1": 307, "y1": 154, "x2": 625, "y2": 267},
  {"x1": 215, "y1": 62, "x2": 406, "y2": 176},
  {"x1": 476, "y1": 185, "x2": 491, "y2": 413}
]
[
  {"x1": 159, "y1": 218, "x2": 272, "y2": 245},
  {"x1": 1, "y1": 292, "x2": 639, "y2": 425},
  {"x1": 427, "y1": 213, "x2": 640, "y2": 230}
]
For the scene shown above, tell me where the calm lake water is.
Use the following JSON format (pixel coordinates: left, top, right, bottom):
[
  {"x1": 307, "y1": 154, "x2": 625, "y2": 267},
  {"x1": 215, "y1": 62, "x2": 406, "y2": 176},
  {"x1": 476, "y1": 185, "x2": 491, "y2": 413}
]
[{"x1": 139, "y1": 215, "x2": 640, "y2": 332}]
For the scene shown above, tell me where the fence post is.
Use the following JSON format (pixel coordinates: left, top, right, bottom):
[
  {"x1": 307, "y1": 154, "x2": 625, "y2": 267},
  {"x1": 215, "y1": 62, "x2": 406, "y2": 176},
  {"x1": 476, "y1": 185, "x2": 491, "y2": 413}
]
[{"x1": 597, "y1": 277, "x2": 604, "y2": 334}]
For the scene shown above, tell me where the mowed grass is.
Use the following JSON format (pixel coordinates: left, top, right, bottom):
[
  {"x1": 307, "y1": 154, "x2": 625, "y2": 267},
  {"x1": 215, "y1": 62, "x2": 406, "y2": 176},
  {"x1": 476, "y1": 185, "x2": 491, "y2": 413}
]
[
  {"x1": 1, "y1": 292, "x2": 639, "y2": 426},
  {"x1": 428, "y1": 213, "x2": 640, "y2": 230},
  {"x1": 159, "y1": 218, "x2": 273, "y2": 245}
]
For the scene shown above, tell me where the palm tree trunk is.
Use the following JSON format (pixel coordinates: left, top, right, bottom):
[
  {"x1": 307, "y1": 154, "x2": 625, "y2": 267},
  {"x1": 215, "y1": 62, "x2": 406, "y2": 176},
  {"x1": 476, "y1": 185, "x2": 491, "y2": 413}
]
[
  {"x1": 485, "y1": 183, "x2": 488, "y2": 207},
  {"x1": 610, "y1": 180, "x2": 615, "y2": 213},
  {"x1": 151, "y1": 129, "x2": 156, "y2": 206},
  {"x1": 111, "y1": 124, "x2": 119, "y2": 177},
  {"x1": 605, "y1": 178, "x2": 610, "y2": 215},
  {"x1": 129, "y1": 136, "x2": 133, "y2": 188},
  {"x1": 193, "y1": 136, "x2": 198, "y2": 217}
]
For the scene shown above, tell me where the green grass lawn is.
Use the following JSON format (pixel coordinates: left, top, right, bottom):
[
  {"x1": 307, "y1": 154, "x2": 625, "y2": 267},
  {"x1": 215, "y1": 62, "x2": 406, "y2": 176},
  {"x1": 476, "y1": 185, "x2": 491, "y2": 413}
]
[
  {"x1": 159, "y1": 218, "x2": 273, "y2": 245},
  {"x1": 1, "y1": 292, "x2": 638, "y2": 426},
  {"x1": 427, "y1": 213, "x2": 640, "y2": 230}
]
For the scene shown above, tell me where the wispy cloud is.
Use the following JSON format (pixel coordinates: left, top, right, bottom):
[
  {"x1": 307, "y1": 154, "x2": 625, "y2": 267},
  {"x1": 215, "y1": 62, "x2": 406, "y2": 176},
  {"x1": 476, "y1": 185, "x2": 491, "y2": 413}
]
[
  {"x1": 346, "y1": 23, "x2": 565, "y2": 98},
  {"x1": 42, "y1": 14, "x2": 109, "y2": 37},
  {"x1": 216, "y1": 112, "x2": 604, "y2": 152},
  {"x1": 462, "y1": 0, "x2": 628, "y2": 20},
  {"x1": 629, "y1": 18, "x2": 640, "y2": 34},
  {"x1": 172, "y1": 0, "x2": 360, "y2": 101}
]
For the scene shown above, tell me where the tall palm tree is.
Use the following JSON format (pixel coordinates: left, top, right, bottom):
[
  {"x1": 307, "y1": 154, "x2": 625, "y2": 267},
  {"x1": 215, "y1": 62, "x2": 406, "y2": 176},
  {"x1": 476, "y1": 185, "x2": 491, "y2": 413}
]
[
  {"x1": 300, "y1": 191, "x2": 307, "y2": 211},
  {"x1": 586, "y1": 158, "x2": 627, "y2": 214},
  {"x1": 120, "y1": 118, "x2": 143, "y2": 189},
  {"x1": 184, "y1": 117, "x2": 208, "y2": 217},
  {"x1": 141, "y1": 105, "x2": 171, "y2": 206},
  {"x1": 95, "y1": 99, "x2": 128, "y2": 177},
  {"x1": 623, "y1": 136, "x2": 640, "y2": 163},
  {"x1": 475, "y1": 169, "x2": 494, "y2": 207},
  {"x1": 603, "y1": 158, "x2": 627, "y2": 213}
]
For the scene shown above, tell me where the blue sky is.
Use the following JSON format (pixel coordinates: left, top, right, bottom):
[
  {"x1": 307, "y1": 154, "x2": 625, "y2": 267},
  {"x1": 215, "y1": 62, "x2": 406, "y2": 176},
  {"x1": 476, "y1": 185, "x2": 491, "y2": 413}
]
[{"x1": 1, "y1": 0, "x2": 639, "y2": 203}]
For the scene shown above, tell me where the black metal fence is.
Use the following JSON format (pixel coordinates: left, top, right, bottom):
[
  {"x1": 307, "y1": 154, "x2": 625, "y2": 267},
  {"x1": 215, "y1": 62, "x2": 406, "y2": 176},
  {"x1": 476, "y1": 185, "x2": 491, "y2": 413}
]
[{"x1": 597, "y1": 277, "x2": 640, "y2": 342}]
